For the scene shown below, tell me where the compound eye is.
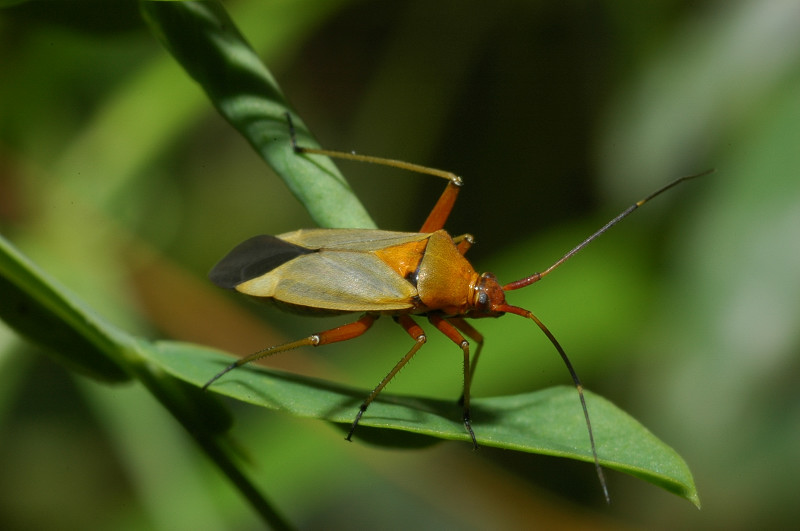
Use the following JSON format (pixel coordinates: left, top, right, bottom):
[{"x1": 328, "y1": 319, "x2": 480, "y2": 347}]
[{"x1": 475, "y1": 289, "x2": 489, "y2": 309}]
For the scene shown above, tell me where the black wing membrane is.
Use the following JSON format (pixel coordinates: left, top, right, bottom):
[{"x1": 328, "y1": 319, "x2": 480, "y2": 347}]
[{"x1": 209, "y1": 235, "x2": 317, "y2": 289}]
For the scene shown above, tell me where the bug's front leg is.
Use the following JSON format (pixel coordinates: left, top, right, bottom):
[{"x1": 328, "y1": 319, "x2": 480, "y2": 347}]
[
  {"x1": 448, "y1": 317, "x2": 485, "y2": 407},
  {"x1": 427, "y1": 314, "x2": 478, "y2": 449}
]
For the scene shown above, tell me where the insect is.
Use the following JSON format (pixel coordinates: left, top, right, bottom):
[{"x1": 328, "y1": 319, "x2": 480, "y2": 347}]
[{"x1": 205, "y1": 114, "x2": 706, "y2": 501}]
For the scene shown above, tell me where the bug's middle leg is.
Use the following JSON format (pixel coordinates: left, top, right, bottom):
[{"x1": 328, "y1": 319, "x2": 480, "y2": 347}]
[{"x1": 346, "y1": 314, "x2": 426, "y2": 441}]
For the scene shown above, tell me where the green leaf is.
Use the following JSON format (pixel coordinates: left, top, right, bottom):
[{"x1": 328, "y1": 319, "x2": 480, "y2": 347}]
[
  {"x1": 147, "y1": 340, "x2": 700, "y2": 506},
  {"x1": 0, "y1": 235, "x2": 289, "y2": 528},
  {"x1": 0, "y1": 235, "x2": 130, "y2": 382},
  {"x1": 140, "y1": 0, "x2": 375, "y2": 230}
]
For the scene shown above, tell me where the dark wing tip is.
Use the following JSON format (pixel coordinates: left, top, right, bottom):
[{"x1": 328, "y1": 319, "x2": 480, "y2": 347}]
[{"x1": 208, "y1": 235, "x2": 316, "y2": 289}]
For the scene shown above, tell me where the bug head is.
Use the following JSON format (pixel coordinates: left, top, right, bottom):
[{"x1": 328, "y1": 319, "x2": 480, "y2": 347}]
[
  {"x1": 467, "y1": 272, "x2": 513, "y2": 318},
  {"x1": 467, "y1": 271, "x2": 548, "y2": 319}
]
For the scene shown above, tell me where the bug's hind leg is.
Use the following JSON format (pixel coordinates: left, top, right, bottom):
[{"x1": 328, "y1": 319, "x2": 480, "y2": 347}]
[
  {"x1": 452, "y1": 234, "x2": 475, "y2": 256},
  {"x1": 285, "y1": 113, "x2": 463, "y2": 234},
  {"x1": 203, "y1": 314, "x2": 378, "y2": 390},
  {"x1": 347, "y1": 315, "x2": 427, "y2": 441}
]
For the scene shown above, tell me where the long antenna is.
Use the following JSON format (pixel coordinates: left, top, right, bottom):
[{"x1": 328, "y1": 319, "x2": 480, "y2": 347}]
[
  {"x1": 500, "y1": 303, "x2": 610, "y2": 503},
  {"x1": 503, "y1": 169, "x2": 713, "y2": 291}
]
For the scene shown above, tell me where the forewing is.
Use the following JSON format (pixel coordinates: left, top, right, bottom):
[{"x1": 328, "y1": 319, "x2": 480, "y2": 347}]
[
  {"x1": 236, "y1": 250, "x2": 417, "y2": 312},
  {"x1": 209, "y1": 235, "x2": 316, "y2": 289},
  {"x1": 278, "y1": 229, "x2": 429, "y2": 251}
]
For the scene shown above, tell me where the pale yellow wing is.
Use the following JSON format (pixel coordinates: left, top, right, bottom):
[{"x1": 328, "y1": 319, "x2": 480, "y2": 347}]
[
  {"x1": 235, "y1": 249, "x2": 417, "y2": 312},
  {"x1": 277, "y1": 229, "x2": 429, "y2": 251}
]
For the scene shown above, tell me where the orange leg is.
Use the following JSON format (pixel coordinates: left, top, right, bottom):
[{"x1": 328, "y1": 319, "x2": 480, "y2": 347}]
[
  {"x1": 428, "y1": 314, "x2": 478, "y2": 448},
  {"x1": 452, "y1": 233, "x2": 475, "y2": 255},
  {"x1": 203, "y1": 314, "x2": 378, "y2": 390},
  {"x1": 287, "y1": 113, "x2": 463, "y2": 234},
  {"x1": 316, "y1": 314, "x2": 378, "y2": 345},
  {"x1": 419, "y1": 179, "x2": 462, "y2": 233},
  {"x1": 346, "y1": 314, "x2": 426, "y2": 441}
]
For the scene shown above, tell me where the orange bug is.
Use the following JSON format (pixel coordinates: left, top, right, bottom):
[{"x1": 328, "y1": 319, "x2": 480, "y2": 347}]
[{"x1": 205, "y1": 114, "x2": 705, "y2": 500}]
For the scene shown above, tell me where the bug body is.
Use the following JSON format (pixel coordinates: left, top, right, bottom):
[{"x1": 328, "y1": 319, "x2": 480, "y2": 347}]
[
  {"x1": 205, "y1": 116, "x2": 707, "y2": 502},
  {"x1": 210, "y1": 229, "x2": 481, "y2": 316}
]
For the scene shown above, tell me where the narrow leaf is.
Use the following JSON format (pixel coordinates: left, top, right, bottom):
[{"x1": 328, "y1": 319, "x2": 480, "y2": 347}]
[
  {"x1": 148, "y1": 340, "x2": 700, "y2": 506},
  {"x1": 140, "y1": 0, "x2": 375, "y2": 229},
  {"x1": 0, "y1": 234, "x2": 289, "y2": 527},
  {"x1": 0, "y1": 235, "x2": 130, "y2": 382}
]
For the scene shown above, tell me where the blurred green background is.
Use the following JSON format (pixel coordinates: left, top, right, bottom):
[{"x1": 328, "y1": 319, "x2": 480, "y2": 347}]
[{"x1": 2, "y1": 1, "x2": 799, "y2": 529}]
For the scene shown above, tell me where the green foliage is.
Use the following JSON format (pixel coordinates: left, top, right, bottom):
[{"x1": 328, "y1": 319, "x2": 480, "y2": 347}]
[
  {"x1": 0, "y1": 234, "x2": 289, "y2": 527},
  {"x1": 3, "y1": 0, "x2": 799, "y2": 529},
  {"x1": 0, "y1": 237, "x2": 129, "y2": 382},
  {"x1": 141, "y1": 0, "x2": 374, "y2": 230},
  {"x1": 152, "y1": 341, "x2": 697, "y2": 504},
  {"x1": 0, "y1": 1, "x2": 701, "y2": 526}
]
